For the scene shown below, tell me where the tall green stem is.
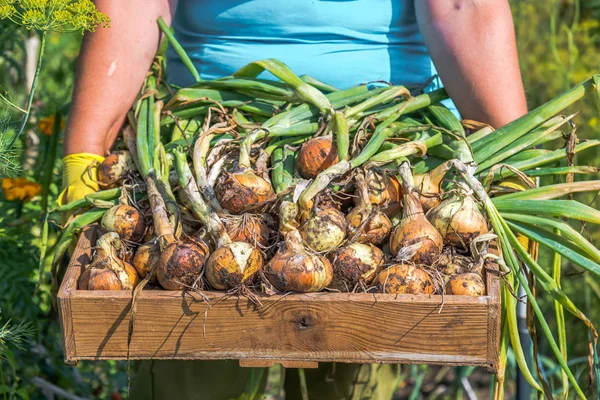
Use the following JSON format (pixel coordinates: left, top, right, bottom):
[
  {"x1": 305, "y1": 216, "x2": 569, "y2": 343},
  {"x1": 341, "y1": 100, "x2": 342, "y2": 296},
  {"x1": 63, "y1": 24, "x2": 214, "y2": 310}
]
[{"x1": 8, "y1": 31, "x2": 46, "y2": 149}]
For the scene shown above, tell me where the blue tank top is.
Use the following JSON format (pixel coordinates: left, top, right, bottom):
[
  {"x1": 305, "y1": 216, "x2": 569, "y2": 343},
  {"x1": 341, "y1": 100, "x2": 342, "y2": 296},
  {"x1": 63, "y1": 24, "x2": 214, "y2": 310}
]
[{"x1": 168, "y1": 0, "x2": 457, "y2": 114}]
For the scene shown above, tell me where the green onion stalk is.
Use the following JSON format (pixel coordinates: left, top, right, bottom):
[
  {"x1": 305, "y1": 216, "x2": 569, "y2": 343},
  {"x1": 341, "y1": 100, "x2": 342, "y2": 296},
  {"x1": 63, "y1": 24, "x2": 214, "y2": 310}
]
[{"x1": 452, "y1": 159, "x2": 597, "y2": 400}]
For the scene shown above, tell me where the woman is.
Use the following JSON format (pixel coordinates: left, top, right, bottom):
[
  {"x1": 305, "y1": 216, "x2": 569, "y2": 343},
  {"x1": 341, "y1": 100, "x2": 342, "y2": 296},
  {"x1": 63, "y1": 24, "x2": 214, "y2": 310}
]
[{"x1": 61, "y1": 1, "x2": 527, "y2": 398}]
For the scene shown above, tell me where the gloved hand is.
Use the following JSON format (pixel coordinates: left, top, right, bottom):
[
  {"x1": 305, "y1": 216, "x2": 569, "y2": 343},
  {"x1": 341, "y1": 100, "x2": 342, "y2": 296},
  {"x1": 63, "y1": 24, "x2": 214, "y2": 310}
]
[{"x1": 58, "y1": 153, "x2": 105, "y2": 206}]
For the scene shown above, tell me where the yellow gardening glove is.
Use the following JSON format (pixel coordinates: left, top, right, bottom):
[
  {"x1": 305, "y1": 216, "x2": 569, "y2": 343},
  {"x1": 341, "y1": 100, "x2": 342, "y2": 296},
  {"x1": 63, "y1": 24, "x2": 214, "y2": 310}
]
[
  {"x1": 58, "y1": 153, "x2": 105, "y2": 206},
  {"x1": 497, "y1": 177, "x2": 533, "y2": 251}
]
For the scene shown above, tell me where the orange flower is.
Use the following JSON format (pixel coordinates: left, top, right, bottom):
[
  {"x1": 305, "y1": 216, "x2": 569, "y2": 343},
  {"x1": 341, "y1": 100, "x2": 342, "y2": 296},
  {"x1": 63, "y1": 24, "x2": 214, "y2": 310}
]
[
  {"x1": 38, "y1": 115, "x2": 65, "y2": 136},
  {"x1": 1, "y1": 177, "x2": 41, "y2": 202}
]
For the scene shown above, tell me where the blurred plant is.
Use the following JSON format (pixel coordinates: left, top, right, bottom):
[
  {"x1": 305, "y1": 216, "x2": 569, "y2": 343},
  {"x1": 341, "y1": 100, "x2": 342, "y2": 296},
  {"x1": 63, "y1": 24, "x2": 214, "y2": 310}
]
[
  {"x1": 0, "y1": 0, "x2": 110, "y2": 177},
  {"x1": 2, "y1": 176, "x2": 40, "y2": 201}
]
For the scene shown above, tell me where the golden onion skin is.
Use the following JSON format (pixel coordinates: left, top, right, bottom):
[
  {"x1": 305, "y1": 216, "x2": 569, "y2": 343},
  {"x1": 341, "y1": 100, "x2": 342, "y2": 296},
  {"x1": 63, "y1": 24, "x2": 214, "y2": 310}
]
[
  {"x1": 205, "y1": 242, "x2": 264, "y2": 290},
  {"x1": 216, "y1": 171, "x2": 275, "y2": 214},
  {"x1": 346, "y1": 207, "x2": 391, "y2": 245},
  {"x1": 101, "y1": 205, "x2": 146, "y2": 242},
  {"x1": 375, "y1": 264, "x2": 435, "y2": 295},
  {"x1": 265, "y1": 250, "x2": 332, "y2": 293},
  {"x1": 133, "y1": 241, "x2": 160, "y2": 280},
  {"x1": 331, "y1": 243, "x2": 384, "y2": 291},
  {"x1": 300, "y1": 207, "x2": 347, "y2": 252},
  {"x1": 222, "y1": 214, "x2": 271, "y2": 248},
  {"x1": 85, "y1": 258, "x2": 140, "y2": 290},
  {"x1": 297, "y1": 136, "x2": 338, "y2": 179},
  {"x1": 445, "y1": 273, "x2": 486, "y2": 296},
  {"x1": 363, "y1": 171, "x2": 402, "y2": 217},
  {"x1": 389, "y1": 214, "x2": 443, "y2": 265},
  {"x1": 427, "y1": 194, "x2": 489, "y2": 249},
  {"x1": 157, "y1": 242, "x2": 208, "y2": 290},
  {"x1": 97, "y1": 150, "x2": 136, "y2": 188}
]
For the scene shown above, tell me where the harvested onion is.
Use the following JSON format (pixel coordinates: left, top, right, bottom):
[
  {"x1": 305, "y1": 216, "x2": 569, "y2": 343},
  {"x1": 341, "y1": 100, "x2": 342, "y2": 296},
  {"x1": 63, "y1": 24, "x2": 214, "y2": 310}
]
[
  {"x1": 264, "y1": 230, "x2": 332, "y2": 292},
  {"x1": 427, "y1": 192, "x2": 489, "y2": 249},
  {"x1": 98, "y1": 150, "x2": 136, "y2": 187},
  {"x1": 445, "y1": 272, "x2": 485, "y2": 296},
  {"x1": 363, "y1": 170, "x2": 402, "y2": 217},
  {"x1": 346, "y1": 172, "x2": 391, "y2": 245},
  {"x1": 374, "y1": 264, "x2": 435, "y2": 295},
  {"x1": 79, "y1": 232, "x2": 140, "y2": 290},
  {"x1": 101, "y1": 204, "x2": 146, "y2": 242},
  {"x1": 133, "y1": 241, "x2": 160, "y2": 280},
  {"x1": 205, "y1": 242, "x2": 263, "y2": 290},
  {"x1": 300, "y1": 206, "x2": 347, "y2": 252},
  {"x1": 413, "y1": 161, "x2": 452, "y2": 212},
  {"x1": 389, "y1": 163, "x2": 443, "y2": 265},
  {"x1": 331, "y1": 243, "x2": 384, "y2": 291},
  {"x1": 297, "y1": 135, "x2": 339, "y2": 179},
  {"x1": 157, "y1": 240, "x2": 208, "y2": 290},
  {"x1": 216, "y1": 171, "x2": 275, "y2": 214}
]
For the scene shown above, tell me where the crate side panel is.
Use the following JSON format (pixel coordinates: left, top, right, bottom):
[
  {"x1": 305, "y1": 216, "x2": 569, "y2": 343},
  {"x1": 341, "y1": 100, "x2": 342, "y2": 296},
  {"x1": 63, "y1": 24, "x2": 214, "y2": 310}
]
[{"x1": 70, "y1": 294, "x2": 489, "y2": 365}]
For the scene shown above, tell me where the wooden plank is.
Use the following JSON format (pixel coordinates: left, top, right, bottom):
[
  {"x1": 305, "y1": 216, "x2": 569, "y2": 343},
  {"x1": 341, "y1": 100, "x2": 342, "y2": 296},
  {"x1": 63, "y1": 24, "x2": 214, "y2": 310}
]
[
  {"x1": 485, "y1": 244, "x2": 501, "y2": 373},
  {"x1": 69, "y1": 290, "x2": 490, "y2": 366},
  {"x1": 57, "y1": 227, "x2": 96, "y2": 365},
  {"x1": 239, "y1": 359, "x2": 319, "y2": 369}
]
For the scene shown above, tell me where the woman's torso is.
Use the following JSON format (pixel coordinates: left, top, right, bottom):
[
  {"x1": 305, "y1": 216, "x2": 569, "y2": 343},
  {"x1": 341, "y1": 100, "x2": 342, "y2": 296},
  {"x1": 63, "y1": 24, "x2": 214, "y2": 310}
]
[{"x1": 168, "y1": 0, "x2": 442, "y2": 91}]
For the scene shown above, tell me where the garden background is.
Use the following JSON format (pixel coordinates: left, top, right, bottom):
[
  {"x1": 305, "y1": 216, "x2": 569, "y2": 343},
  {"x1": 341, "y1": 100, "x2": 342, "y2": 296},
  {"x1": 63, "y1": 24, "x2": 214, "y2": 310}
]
[{"x1": 0, "y1": 1, "x2": 599, "y2": 398}]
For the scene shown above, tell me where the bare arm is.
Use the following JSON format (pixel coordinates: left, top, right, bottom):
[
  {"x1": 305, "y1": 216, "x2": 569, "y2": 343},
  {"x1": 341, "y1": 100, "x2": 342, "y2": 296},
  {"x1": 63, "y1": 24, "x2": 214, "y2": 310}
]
[
  {"x1": 64, "y1": 0, "x2": 176, "y2": 156},
  {"x1": 415, "y1": 0, "x2": 527, "y2": 128}
]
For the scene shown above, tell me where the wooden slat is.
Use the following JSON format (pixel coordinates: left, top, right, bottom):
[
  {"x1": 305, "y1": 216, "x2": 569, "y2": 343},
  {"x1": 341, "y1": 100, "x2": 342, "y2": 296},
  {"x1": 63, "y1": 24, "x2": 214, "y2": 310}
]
[{"x1": 57, "y1": 227, "x2": 96, "y2": 365}]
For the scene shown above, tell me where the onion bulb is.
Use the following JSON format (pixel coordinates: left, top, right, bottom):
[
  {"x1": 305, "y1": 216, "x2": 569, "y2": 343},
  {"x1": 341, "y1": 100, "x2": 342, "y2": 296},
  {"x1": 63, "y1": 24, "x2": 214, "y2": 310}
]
[
  {"x1": 264, "y1": 230, "x2": 332, "y2": 292},
  {"x1": 222, "y1": 213, "x2": 271, "y2": 248},
  {"x1": 413, "y1": 161, "x2": 452, "y2": 211},
  {"x1": 445, "y1": 272, "x2": 485, "y2": 296},
  {"x1": 389, "y1": 191, "x2": 443, "y2": 265},
  {"x1": 330, "y1": 243, "x2": 384, "y2": 291},
  {"x1": 79, "y1": 232, "x2": 140, "y2": 290},
  {"x1": 362, "y1": 170, "x2": 402, "y2": 217},
  {"x1": 297, "y1": 135, "x2": 338, "y2": 179},
  {"x1": 300, "y1": 206, "x2": 347, "y2": 252},
  {"x1": 374, "y1": 264, "x2": 435, "y2": 295},
  {"x1": 346, "y1": 173, "x2": 391, "y2": 245},
  {"x1": 205, "y1": 242, "x2": 264, "y2": 290},
  {"x1": 389, "y1": 162, "x2": 443, "y2": 265},
  {"x1": 98, "y1": 150, "x2": 136, "y2": 187},
  {"x1": 133, "y1": 241, "x2": 160, "y2": 280},
  {"x1": 157, "y1": 241, "x2": 209, "y2": 290},
  {"x1": 216, "y1": 171, "x2": 275, "y2": 214},
  {"x1": 427, "y1": 192, "x2": 489, "y2": 249},
  {"x1": 101, "y1": 204, "x2": 146, "y2": 242}
]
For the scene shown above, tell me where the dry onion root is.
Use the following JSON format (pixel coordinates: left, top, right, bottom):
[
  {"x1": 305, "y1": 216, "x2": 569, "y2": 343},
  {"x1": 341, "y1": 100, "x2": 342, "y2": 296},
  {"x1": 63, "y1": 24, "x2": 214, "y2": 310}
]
[
  {"x1": 297, "y1": 135, "x2": 339, "y2": 179},
  {"x1": 389, "y1": 163, "x2": 443, "y2": 265},
  {"x1": 79, "y1": 232, "x2": 140, "y2": 290},
  {"x1": 374, "y1": 264, "x2": 435, "y2": 295},
  {"x1": 101, "y1": 204, "x2": 146, "y2": 243},
  {"x1": 264, "y1": 229, "x2": 332, "y2": 292},
  {"x1": 98, "y1": 150, "x2": 137, "y2": 188},
  {"x1": 427, "y1": 190, "x2": 489, "y2": 249},
  {"x1": 445, "y1": 272, "x2": 486, "y2": 296},
  {"x1": 330, "y1": 242, "x2": 384, "y2": 291},
  {"x1": 221, "y1": 213, "x2": 271, "y2": 248}
]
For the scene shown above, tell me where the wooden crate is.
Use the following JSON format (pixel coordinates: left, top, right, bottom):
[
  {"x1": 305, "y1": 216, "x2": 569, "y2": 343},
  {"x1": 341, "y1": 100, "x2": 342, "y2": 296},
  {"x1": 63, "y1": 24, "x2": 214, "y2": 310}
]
[{"x1": 58, "y1": 227, "x2": 501, "y2": 372}]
